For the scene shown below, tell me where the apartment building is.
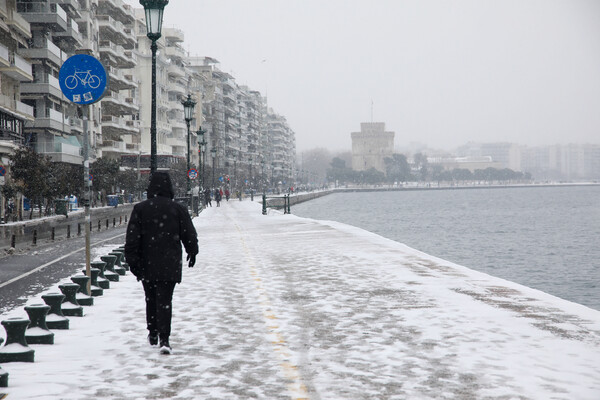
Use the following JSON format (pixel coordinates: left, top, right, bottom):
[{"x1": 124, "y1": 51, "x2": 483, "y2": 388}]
[
  {"x1": 17, "y1": 0, "x2": 83, "y2": 164},
  {"x1": 3, "y1": 2, "x2": 295, "y2": 189},
  {"x1": 265, "y1": 110, "x2": 296, "y2": 184},
  {"x1": 456, "y1": 142, "x2": 522, "y2": 172},
  {"x1": 0, "y1": 0, "x2": 34, "y2": 162},
  {"x1": 97, "y1": 0, "x2": 139, "y2": 161}
]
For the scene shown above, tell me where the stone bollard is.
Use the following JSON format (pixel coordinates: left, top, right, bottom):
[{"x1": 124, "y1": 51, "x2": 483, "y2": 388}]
[
  {"x1": 70, "y1": 275, "x2": 94, "y2": 306},
  {"x1": 24, "y1": 304, "x2": 54, "y2": 345},
  {"x1": 0, "y1": 318, "x2": 35, "y2": 362},
  {"x1": 91, "y1": 261, "x2": 110, "y2": 289},
  {"x1": 0, "y1": 355, "x2": 7, "y2": 386},
  {"x1": 58, "y1": 283, "x2": 84, "y2": 317},
  {"x1": 86, "y1": 268, "x2": 104, "y2": 297},
  {"x1": 100, "y1": 255, "x2": 119, "y2": 282},
  {"x1": 41, "y1": 293, "x2": 69, "y2": 330},
  {"x1": 109, "y1": 251, "x2": 126, "y2": 276},
  {"x1": 121, "y1": 261, "x2": 130, "y2": 272},
  {"x1": 116, "y1": 246, "x2": 129, "y2": 271},
  {"x1": 110, "y1": 250, "x2": 124, "y2": 266}
]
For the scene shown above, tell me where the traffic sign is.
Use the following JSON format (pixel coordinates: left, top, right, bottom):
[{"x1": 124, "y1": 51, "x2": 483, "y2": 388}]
[
  {"x1": 187, "y1": 169, "x2": 198, "y2": 180},
  {"x1": 0, "y1": 165, "x2": 5, "y2": 177},
  {"x1": 59, "y1": 54, "x2": 108, "y2": 105},
  {"x1": 89, "y1": 174, "x2": 93, "y2": 181}
]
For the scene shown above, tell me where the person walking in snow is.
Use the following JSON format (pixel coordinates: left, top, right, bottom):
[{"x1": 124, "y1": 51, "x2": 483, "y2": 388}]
[
  {"x1": 215, "y1": 187, "x2": 222, "y2": 207},
  {"x1": 124, "y1": 172, "x2": 198, "y2": 355},
  {"x1": 204, "y1": 188, "x2": 212, "y2": 207}
]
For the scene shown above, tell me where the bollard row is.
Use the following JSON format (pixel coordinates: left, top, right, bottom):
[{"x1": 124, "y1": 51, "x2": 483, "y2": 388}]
[
  {"x1": 7, "y1": 216, "x2": 129, "y2": 249},
  {"x1": 0, "y1": 245, "x2": 128, "y2": 387}
]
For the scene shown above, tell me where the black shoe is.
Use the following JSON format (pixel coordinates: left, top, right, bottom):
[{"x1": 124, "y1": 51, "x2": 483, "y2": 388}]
[
  {"x1": 148, "y1": 334, "x2": 158, "y2": 346},
  {"x1": 159, "y1": 339, "x2": 172, "y2": 355}
]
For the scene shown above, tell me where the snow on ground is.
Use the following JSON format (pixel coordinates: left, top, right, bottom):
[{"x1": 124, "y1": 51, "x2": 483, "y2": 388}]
[{"x1": 0, "y1": 200, "x2": 599, "y2": 399}]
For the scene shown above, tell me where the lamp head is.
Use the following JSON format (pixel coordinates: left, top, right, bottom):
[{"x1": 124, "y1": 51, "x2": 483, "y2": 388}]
[
  {"x1": 140, "y1": 0, "x2": 169, "y2": 41},
  {"x1": 197, "y1": 127, "x2": 206, "y2": 142},
  {"x1": 182, "y1": 94, "x2": 196, "y2": 122}
]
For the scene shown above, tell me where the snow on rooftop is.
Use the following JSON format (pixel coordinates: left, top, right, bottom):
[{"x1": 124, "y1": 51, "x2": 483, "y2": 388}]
[{"x1": 0, "y1": 200, "x2": 599, "y2": 399}]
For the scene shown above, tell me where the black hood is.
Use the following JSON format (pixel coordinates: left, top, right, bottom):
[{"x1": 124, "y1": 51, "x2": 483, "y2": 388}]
[{"x1": 147, "y1": 172, "x2": 174, "y2": 199}]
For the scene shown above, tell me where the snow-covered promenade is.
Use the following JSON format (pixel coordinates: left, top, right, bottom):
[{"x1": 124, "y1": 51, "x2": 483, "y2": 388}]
[{"x1": 1, "y1": 200, "x2": 600, "y2": 399}]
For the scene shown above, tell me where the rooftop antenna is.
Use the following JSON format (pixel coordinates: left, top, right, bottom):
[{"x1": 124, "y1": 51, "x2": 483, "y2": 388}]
[{"x1": 370, "y1": 99, "x2": 374, "y2": 123}]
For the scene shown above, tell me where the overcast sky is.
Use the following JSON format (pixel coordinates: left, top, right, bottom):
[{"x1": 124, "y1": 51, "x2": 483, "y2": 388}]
[{"x1": 131, "y1": 0, "x2": 600, "y2": 152}]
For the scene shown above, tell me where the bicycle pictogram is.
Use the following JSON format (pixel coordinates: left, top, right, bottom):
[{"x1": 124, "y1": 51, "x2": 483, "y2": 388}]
[{"x1": 64, "y1": 69, "x2": 101, "y2": 90}]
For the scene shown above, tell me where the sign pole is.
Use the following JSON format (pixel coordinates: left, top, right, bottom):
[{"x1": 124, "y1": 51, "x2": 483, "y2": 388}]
[
  {"x1": 59, "y1": 53, "x2": 108, "y2": 293},
  {"x1": 83, "y1": 105, "x2": 91, "y2": 292}
]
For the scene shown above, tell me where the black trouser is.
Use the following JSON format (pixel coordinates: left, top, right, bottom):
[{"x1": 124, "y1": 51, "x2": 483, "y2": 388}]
[{"x1": 142, "y1": 280, "x2": 176, "y2": 340}]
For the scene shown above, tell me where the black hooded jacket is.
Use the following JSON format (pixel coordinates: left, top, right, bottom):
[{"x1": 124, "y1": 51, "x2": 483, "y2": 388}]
[{"x1": 124, "y1": 172, "x2": 198, "y2": 282}]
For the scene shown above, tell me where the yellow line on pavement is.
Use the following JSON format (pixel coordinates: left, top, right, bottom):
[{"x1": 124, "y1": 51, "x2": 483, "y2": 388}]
[{"x1": 234, "y1": 223, "x2": 309, "y2": 400}]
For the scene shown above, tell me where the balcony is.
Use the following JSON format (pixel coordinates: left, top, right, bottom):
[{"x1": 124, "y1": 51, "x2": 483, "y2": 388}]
[
  {"x1": 121, "y1": 27, "x2": 136, "y2": 49},
  {"x1": 6, "y1": 9, "x2": 31, "y2": 39},
  {"x1": 165, "y1": 45, "x2": 185, "y2": 61},
  {"x1": 164, "y1": 28, "x2": 184, "y2": 42},
  {"x1": 122, "y1": 50, "x2": 137, "y2": 68},
  {"x1": 0, "y1": 52, "x2": 33, "y2": 82},
  {"x1": 98, "y1": 0, "x2": 129, "y2": 20},
  {"x1": 0, "y1": 43, "x2": 9, "y2": 68},
  {"x1": 107, "y1": 66, "x2": 134, "y2": 91},
  {"x1": 168, "y1": 119, "x2": 186, "y2": 131},
  {"x1": 126, "y1": 142, "x2": 140, "y2": 152},
  {"x1": 36, "y1": 138, "x2": 83, "y2": 165},
  {"x1": 101, "y1": 115, "x2": 138, "y2": 136},
  {"x1": 167, "y1": 81, "x2": 186, "y2": 96},
  {"x1": 18, "y1": 38, "x2": 68, "y2": 67},
  {"x1": 168, "y1": 63, "x2": 185, "y2": 79},
  {"x1": 17, "y1": 2, "x2": 68, "y2": 32},
  {"x1": 0, "y1": 93, "x2": 34, "y2": 121},
  {"x1": 125, "y1": 119, "x2": 140, "y2": 133},
  {"x1": 125, "y1": 97, "x2": 139, "y2": 109},
  {"x1": 97, "y1": 15, "x2": 128, "y2": 46},
  {"x1": 101, "y1": 90, "x2": 138, "y2": 114},
  {"x1": 99, "y1": 41, "x2": 131, "y2": 68},
  {"x1": 66, "y1": 116, "x2": 83, "y2": 133},
  {"x1": 29, "y1": 108, "x2": 69, "y2": 134},
  {"x1": 102, "y1": 140, "x2": 126, "y2": 153},
  {"x1": 51, "y1": 0, "x2": 82, "y2": 19},
  {"x1": 21, "y1": 73, "x2": 61, "y2": 98},
  {"x1": 53, "y1": 18, "x2": 83, "y2": 46}
]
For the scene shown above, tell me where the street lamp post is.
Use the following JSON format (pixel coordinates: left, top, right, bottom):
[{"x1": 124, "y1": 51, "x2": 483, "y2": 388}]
[
  {"x1": 233, "y1": 156, "x2": 237, "y2": 195},
  {"x1": 261, "y1": 160, "x2": 265, "y2": 193},
  {"x1": 271, "y1": 164, "x2": 274, "y2": 192},
  {"x1": 249, "y1": 156, "x2": 253, "y2": 190},
  {"x1": 140, "y1": 0, "x2": 168, "y2": 174},
  {"x1": 197, "y1": 127, "x2": 206, "y2": 205},
  {"x1": 211, "y1": 147, "x2": 217, "y2": 188},
  {"x1": 182, "y1": 94, "x2": 196, "y2": 211}
]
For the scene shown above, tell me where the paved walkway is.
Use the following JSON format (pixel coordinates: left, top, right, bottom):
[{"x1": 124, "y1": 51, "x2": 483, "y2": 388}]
[{"x1": 1, "y1": 200, "x2": 600, "y2": 399}]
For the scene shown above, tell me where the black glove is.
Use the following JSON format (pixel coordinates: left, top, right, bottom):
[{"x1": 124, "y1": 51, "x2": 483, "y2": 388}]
[
  {"x1": 129, "y1": 264, "x2": 142, "y2": 281},
  {"x1": 187, "y1": 253, "x2": 196, "y2": 268}
]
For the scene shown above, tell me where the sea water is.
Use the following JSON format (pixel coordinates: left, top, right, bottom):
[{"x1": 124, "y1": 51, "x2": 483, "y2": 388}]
[{"x1": 293, "y1": 185, "x2": 600, "y2": 310}]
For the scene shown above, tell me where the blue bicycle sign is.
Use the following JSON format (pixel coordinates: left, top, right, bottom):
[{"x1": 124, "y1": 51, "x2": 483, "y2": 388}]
[
  {"x1": 64, "y1": 69, "x2": 101, "y2": 90},
  {"x1": 59, "y1": 54, "x2": 108, "y2": 105}
]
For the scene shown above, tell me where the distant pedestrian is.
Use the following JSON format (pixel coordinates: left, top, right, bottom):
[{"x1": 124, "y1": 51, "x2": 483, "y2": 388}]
[
  {"x1": 215, "y1": 188, "x2": 222, "y2": 207},
  {"x1": 204, "y1": 188, "x2": 212, "y2": 207},
  {"x1": 125, "y1": 172, "x2": 198, "y2": 355},
  {"x1": 225, "y1": 188, "x2": 230, "y2": 201}
]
